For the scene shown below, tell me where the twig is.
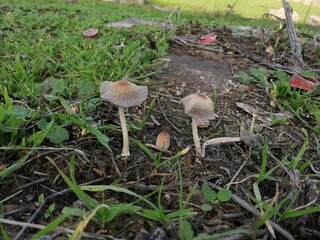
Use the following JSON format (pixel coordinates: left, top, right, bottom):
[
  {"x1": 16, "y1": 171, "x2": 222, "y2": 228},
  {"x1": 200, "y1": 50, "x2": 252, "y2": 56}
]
[
  {"x1": 156, "y1": 94, "x2": 182, "y2": 133},
  {"x1": 0, "y1": 146, "x2": 90, "y2": 163},
  {"x1": 263, "y1": 13, "x2": 286, "y2": 22},
  {"x1": 165, "y1": 6, "x2": 180, "y2": 32},
  {"x1": 282, "y1": 0, "x2": 303, "y2": 66},
  {"x1": 145, "y1": 143, "x2": 173, "y2": 154},
  {"x1": 109, "y1": 152, "x2": 123, "y2": 179},
  {"x1": 226, "y1": 0, "x2": 238, "y2": 16},
  {"x1": 14, "y1": 175, "x2": 110, "y2": 240},
  {"x1": 0, "y1": 190, "x2": 23, "y2": 204},
  {"x1": 225, "y1": 160, "x2": 248, "y2": 189}
]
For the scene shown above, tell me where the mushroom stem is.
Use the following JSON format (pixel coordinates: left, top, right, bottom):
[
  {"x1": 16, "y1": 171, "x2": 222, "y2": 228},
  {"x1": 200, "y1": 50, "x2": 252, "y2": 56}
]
[
  {"x1": 119, "y1": 107, "x2": 130, "y2": 157},
  {"x1": 201, "y1": 137, "x2": 242, "y2": 157},
  {"x1": 192, "y1": 118, "x2": 201, "y2": 157}
]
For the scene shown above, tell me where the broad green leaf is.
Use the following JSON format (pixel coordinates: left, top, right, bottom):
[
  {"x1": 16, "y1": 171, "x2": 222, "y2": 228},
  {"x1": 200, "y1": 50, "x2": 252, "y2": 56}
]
[
  {"x1": 50, "y1": 78, "x2": 65, "y2": 94},
  {"x1": 201, "y1": 204, "x2": 213, "y2": 212},
  {"x1": 78, "y1": 79, "x2": 96, "y2": 97},
  {"x1": 62, "y1": 207, "x2": 86, "y2": 218},
  {"x1": 179, "y1": 220, "x2": 194, "y2": 240},
  {"x1": 237, "y1": 71, "x2": 253, "y2": 85},
  {"x1": 47, "y1": 127, "x2": 69, "y2": 144},
  {"x1": 202, "y1": 182, "x2": 216, "y2": 202},
  {"x1": 217, "y1": 189, "x2": 232, "y2": 202}
]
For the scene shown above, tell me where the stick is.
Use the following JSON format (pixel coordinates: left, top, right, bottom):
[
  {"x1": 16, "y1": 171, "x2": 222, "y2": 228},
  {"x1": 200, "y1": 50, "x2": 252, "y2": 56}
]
[
  {"x1": 156, "y1": 94, "x2": 182, "y2": 133},
  {"x1": 165, "y1": 6, "x2": 180, "y2": 31},
  {"x1": 282, "y1": 0, "x2": 303, "y2": 66}
]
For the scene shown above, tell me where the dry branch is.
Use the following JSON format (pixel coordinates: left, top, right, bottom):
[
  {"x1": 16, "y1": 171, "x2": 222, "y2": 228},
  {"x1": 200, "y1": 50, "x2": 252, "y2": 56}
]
[{"x1": 282, "y1": 0, "x2": 303, "y2": 66}]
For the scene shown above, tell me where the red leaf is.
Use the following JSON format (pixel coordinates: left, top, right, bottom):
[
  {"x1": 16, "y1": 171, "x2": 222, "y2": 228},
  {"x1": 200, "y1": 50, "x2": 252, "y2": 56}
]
[
  {"x1": 289, "y1": 73, "x2": 319, "y2": 91},
  {"x1": 198, "y1": 33, "x2": 217, "y2": 44}
]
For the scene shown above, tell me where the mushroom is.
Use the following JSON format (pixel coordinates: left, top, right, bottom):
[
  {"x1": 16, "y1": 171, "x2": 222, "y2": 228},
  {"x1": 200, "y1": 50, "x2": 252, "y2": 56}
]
[
  {"x1": 181, "y1": 93, "x2": 216, "y2": 157},
  {"x1": 155, "y1": 131, "x2": 170, "y2": 151},
  {"x1": 82, "y1": 28, "x2": 99, "y2": 38},
  {"x1": 100, "y1": 80, "x2": 148, "y2": 157}
]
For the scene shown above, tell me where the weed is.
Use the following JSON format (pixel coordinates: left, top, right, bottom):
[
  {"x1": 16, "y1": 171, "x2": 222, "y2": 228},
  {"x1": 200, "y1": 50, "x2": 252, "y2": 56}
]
[
  {"x1": 236, "y1": 67, "x2": 320, "y2": 134},
  {"x1": 200, "y1": 182, "x2": 232, "y2": 212}
]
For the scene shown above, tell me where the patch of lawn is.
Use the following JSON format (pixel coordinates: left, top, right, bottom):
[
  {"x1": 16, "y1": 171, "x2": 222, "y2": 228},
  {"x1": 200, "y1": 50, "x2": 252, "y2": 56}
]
[{"x1": 146, "y1": 0, "x2": 320, "y2": 20}]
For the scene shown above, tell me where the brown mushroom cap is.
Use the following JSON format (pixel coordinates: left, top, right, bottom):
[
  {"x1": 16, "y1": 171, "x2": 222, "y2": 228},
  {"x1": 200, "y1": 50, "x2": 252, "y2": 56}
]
[
  {"x1": 100, "y1": 80, "x2": 148, "y2": 108},
  {"x1": 181, "y1": 93, "x2": 215, "y2": 121},
  {"x1": 156, "y1": 131, "x2": 170, "y2": 150}
]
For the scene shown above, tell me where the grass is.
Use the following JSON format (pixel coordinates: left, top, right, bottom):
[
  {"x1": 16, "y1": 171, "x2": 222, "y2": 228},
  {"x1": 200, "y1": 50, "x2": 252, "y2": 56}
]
[
  {"x1": 0, "y1": 0, "x2": 320, "y2": 239},
  {"x1": 146, "y1": 0, "x2": 320, "y2": 21}
]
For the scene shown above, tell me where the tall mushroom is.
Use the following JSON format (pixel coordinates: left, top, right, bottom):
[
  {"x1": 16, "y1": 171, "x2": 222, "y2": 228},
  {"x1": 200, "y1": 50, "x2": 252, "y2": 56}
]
[
  {"x1": 181, "y1": 93, "x2": 216, "y2": 157},
  {"x1": 100, "y1": 80, "x2": 148, "y2": 157}
]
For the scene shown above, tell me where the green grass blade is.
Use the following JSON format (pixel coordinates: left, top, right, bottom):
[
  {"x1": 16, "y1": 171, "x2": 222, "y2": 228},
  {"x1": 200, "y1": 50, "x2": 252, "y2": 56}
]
[
  {"x1": 282, "y1": 206, "x2": 320, "y2": 219},
  {"x1": 136, "y1": 97, "x2": 156, "y2": 129},
  {"x1": 0, "y1": 224, "x2": 10, "y2": 240},
  {"x1": 31, "y1": 213, "x2": 70, "y2": 240},
  {"x1": 194, "y1": 229, "x2": 253, "y2": 240},
  {"x1": 288, "y1": 128, "x2": 309, "y2": 169},
  {"x1": 256, "y1": 194, "x2": 291, "y2": 228},
  {"x1": 70, "y1": 153, "x2": 77, "y2": 184},
  {"x1": 258, "y1": 140, "x2": 267, "y2": 183},
  {"x1": 47, "y1": 157, "x2": 99, "y2": 211},
  {"x1": 0, "y1": 151, "x2": 34, "y2": 180},
  {"x1": 164, "y1": 208, "x2": 197, "y2": 221},
  {"x1": 130, "y1": 138, "x2": 157, "y2": 162},
  {"x1": 80, "y1": 185, "x2": 158, "y2": 210}
]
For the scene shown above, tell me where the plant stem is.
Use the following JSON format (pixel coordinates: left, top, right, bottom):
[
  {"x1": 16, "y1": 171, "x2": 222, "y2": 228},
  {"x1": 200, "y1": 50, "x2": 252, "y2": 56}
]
[
  {"x1": 192, "y1": 118, "x2": 201, "y2": 157},
  {"x1": 201, "y1": 137, "x2": 242, "y2": 157},
  {"x1": 119, "y1": 107, "x2": 130, "y2": 157}
]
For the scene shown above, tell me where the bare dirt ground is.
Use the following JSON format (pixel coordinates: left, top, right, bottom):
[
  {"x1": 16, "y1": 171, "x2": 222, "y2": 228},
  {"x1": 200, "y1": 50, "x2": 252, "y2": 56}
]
[{"x1": 2, "y1": 24, "x2": 320, "y2": 239}]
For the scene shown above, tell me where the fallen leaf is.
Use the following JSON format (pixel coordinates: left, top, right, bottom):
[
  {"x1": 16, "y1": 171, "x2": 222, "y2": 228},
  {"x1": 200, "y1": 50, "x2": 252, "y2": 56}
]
[
  {"x1": 198, "y1": 33, "x2": 217, "y2": 44},
  {"x1": 289, "y1": 73, "x2": 319, "y2": 91}
]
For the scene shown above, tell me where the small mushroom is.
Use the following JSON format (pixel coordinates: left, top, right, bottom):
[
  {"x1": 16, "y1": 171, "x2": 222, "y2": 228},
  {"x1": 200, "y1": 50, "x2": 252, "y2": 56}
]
[
  {"x1": 181, "y1": 93, "x2": 216, "y2": 157},
  {"x1": 82, "y1": 28, "x2": 99, "y2": 38},
  {"x1": 155, "y1": 131, "x2": 170, "y2": 150},
  {"x1": 100, "y1": 80, "x2": 148, "y2": 157}
]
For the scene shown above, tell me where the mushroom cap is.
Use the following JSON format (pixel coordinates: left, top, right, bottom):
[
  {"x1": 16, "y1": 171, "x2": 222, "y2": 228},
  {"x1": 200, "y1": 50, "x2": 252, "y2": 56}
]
[
  {"x1": 181, "y1": 93, "x2": 215, "y2": 121},
  {"x1": 156, "y1": 131, "x2": 170, "y2": 150},
  {"x1": 100, "y1": 80, "x2": 148, "y2": 108}
]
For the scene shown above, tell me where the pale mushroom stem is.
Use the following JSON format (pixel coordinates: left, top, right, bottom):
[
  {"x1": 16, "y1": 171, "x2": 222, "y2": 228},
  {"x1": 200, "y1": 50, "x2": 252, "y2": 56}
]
[
  {"x1": 119, "y1": 107, "x2": 130, "y2": 157},
  {"x1": 201, "y1": 137, "x2": 242, "y2": 157},
  {"x1": 192, "y1": 118, "x2": 201, "y2": 157}
]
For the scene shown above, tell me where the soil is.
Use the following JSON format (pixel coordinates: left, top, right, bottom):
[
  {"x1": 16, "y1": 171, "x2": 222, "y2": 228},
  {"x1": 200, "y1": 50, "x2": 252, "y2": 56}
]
[{"x1": 2, "y1": 25, "x2": 320, "y2": 240}]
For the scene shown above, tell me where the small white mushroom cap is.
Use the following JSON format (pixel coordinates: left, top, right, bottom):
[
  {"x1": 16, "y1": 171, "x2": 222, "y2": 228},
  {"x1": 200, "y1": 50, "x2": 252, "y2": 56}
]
[
  {"x1": 100, "y1": 80, "x2": 148, "y2": 108},
  {"x1": 181, "y1": 93, "x2": 216, "y2": 121}
]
